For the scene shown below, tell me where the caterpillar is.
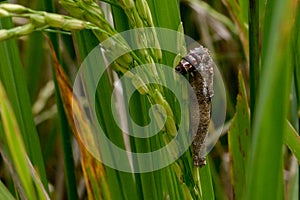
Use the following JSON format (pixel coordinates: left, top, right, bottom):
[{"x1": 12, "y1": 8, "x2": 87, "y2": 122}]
[{"x1": 175, "y1": 46, "x2": 214, "y2": 167}]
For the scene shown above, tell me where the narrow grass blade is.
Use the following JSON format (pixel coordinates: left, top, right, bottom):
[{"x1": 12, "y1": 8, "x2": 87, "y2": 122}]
[
  {"x1": 248, "y1": 0, "x2": 259, "y2": 121},
  {"x1": 284, "y1": 121, "x2": 300, "y2": 163},
  {"x1": 246, "y1": 0, "x2": 296, "y2": 199},
  {"x1": 0, "y1": 17, "x2": 48, "y2": 190},
  {"x1": 52, "y1": 75, "x2": 79, "y2": 200},
  {"x1": 112, "y1": 2, "x2": 167, "y2": 200},
  {"x1": 0, "y1": 180, "x2": 15, "y2": 200},
  {"x1": 221, "y1": 0, "x2": 249, "y2": 59},
  {"x1": 47, "y1": 32, "x2": 128, "y2": 200},
  {"x1": 0, "y1": 82, "x2": 48, "y2": 200},
  {"x1": 24, "y1": 32, "x2": 45, "y2": 101},
  {"x1": 147, "y1": 1, "x2": 198, "y2": 198},
  {"x1": 147, "y1": 0, "x2": 181, "y2": 67},
  {"x1": 293, "y1": 2, "x2": 300, "y2": 111},
  {"x1": 199, "y1": 159, "x2": 215, "y2": 199},
  {"x1": 76, "y1": 29, "x2": 135, "y2": 200},
  {"x1": 208, "y1": 156, "x2": 227, "y2": 200},
  {"x1": 147, "y1": 0, "x2": 180, "y2": 30},
  {"x1": 228, "y1": 71, "x2": 250, "y2": 199},
  {"x1": 111, "y1": 0, "x2": 206, "y2": 198},
  {"x1": 39, "y1": 1, "x2": 80, "y2": 198}
]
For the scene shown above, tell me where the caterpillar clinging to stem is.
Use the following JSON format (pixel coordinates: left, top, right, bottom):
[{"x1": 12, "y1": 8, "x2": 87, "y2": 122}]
[{"x1": 175, "y1": 46, "x2": 214, "y2": 167}]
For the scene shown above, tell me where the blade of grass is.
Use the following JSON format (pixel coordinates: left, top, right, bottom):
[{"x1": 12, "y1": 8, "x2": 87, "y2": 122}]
[
  {"x1": 146, "y1": 1, "x2": 196, "y2": 199},
  {"x1": 284, "y1": 121, "x2": 300, "y2": 163},
  {"x1": 23, "y1": 0, "x2": 47, "y2": 101},
  {"x1": 0, "y1": 180, "x2": 15, "y2": 200},
  {"x1": 292, "y1": 3, "x2": 300, "y2": 198},
  {"x1": 40, "y1": 1, "x2": 80, "y2": 199},
  {"x1": 0, "y1": 82, "x2": 45, "y2": 200},
  {"x1": 94, "y1": 60, "x2": 137, "y2": 200},
  {"x1": 105, "y1": 7, "x2": 157, "y2": 197},
  {"x1": 112, "y1": 0, "x2": 203, "y2": 198},
  {"x1": 52, "y1": 71, "x2": 79, "y2": 200},
  {"x1": 0, "y1": 17, "x2": 48, "y2": 191},
  {"x1": 228, "y1": 71, "x2": 250, "y2": 199},
  {"x1": 246, "y1": 0, "x2": 295, "y2": 199},
  {"x1": 47, "y1": 34, "x2": 119, "y2": 200},
  {"x1": 147, "y1": 0, "x2": 180, "y2": 30},
  {"x1": 111, "y1": 3, "x2": 160, "y2": 200},
  {"x1": 221, "y1": 0, "x2": 249, "y2": 59},
  {"x1": 147, "y1": 0, "x2": 181, "y2": 67},
  {"x1": 74, "y1": 30, "x2": 127, "y2": 200},
  {"x1": 0, "y1": 141, "x2": 25, "y2": 199},
  {"x1": 208, "y1": 156, "x2": 227, "y2": 200},
  {"x1": 248, "y1": 0, "x2": 259, "y2": 124},
  {"x1": 24, "y1": 31, "x2": 45, "y2": 101},
  {"x1": 117, "y1": 1, "x2": 190, "y2": 198},
  {"x1": 149, "y1": 0, "x2": 216, "y2": 197},
  {"x1": 293, "y1": 1, "x2": 300, "y2": 114},
  {"x1": 199, "y1": 158, "x2": 215, "y2": 199}
]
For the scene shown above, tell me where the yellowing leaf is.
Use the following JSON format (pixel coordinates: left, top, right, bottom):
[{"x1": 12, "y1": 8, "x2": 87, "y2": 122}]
[{"x1": 46, "y1": 36, "x2": 111, "y2": 200}]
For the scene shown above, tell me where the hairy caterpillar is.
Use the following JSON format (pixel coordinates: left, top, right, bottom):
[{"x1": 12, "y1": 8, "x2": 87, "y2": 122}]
[{"x1": 175, "y1": 46, "x2": 214, "y2": 167}]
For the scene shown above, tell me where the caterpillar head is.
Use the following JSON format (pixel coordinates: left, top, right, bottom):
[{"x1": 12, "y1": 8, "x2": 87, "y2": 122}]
[{"x1": 175, "y1": 59, "x2": 195, "y2": 75}]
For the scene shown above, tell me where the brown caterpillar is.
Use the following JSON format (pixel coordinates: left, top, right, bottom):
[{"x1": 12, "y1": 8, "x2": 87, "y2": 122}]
[{"x1": 175, "y1": 46, "x2": 214, "y2": 167}]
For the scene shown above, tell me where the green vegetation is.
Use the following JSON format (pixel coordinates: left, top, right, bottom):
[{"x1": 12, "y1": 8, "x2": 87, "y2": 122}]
[{"x1": 0, "y1": 0, "x2": 299, "y2": 199}]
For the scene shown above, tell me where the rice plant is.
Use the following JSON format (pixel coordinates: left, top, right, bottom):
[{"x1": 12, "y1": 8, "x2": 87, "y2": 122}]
[{"x1": 0, "y1": 0, "x2": 299, "y2": 199}]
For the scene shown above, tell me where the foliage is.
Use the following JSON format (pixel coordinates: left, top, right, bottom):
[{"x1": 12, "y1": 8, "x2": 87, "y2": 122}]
[{"x1": 0, "y1": 0, "x2": 299, "y2": 199}]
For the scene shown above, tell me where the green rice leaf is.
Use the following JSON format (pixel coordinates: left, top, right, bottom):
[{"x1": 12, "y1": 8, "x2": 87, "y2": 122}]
[
  {"x1": 246, "y1": 0, "x2": 295, "y2": 199},
  {"x1": 0, "y1": 16, "x2": 48, "y2": 191},
  {"x1": 0, "y1": 82, "x2": 40, "y2": 200},
  {"x1": 228, "y1": 71, "x2": 250, "y2": 199},
  {"x1": 0, "y1": 180, "x2": 15, "y2": 200},
  {"x1": 284, "y1": 121, "x2": 300, "y2": 163}
]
